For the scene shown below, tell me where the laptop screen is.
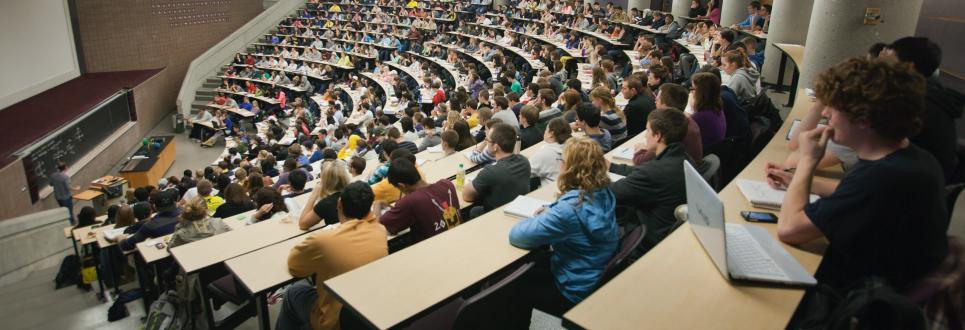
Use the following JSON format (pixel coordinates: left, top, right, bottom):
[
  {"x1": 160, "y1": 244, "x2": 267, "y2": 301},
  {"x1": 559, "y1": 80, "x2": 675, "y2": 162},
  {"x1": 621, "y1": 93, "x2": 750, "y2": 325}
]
[{"x1": 683, "y1": 160, "x2": 729, "y2": 279}]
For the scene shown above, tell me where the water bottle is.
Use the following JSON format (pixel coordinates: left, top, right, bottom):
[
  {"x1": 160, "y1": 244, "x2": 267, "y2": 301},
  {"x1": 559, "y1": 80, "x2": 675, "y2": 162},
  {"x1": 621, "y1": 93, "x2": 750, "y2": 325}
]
[{"x1": 455, "y1": 163, "x2": 466, "y2": 190}]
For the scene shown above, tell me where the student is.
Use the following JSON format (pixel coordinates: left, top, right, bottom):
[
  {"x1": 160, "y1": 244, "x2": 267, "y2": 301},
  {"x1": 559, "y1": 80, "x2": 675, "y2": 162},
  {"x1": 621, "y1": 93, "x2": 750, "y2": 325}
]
[
  {"x1": 50, "y1": 161, "x2": 81, "y2": 224},
  {"x1": 529, "y1": 118, "x2": 573, "y2": 188},
  {"x1": 439, "y1": 130, "x2": 459, "y2": 156},
  {"x1": 491, "y1": 96, "x2": 520, "y2": 131},
  {"x1": 348, "y1": 156, "x2": 367, "y2": 177},
  {"x1": 74, "y1": 206, "x2": 98, "y2": 229},
  {"x1": 279, "y1": 182, "x2": 387, "y2": 330},
  {"x1": 368, "y1": 140, "x2": 399, "y2": 184},
  {"x1": 417, "y1": 117, "x2": 442, "y2": 151},
  {"x1": 453, "y1": 119, "x2": 478, "y2": 150},
  {"x1": 463, "y1": 123, "x2": 531, "y2": 217},
  {"x1": 766, "y1": 57, "x2": 948, "y2": 292},
  {"x1": 591, "y1": 87, "x2": 628, "y2": 142},
  {"x1": 118, "y1": 190, "x2": 181, "y2": 251},
  {"x1": 250, "y1": 187, "x2": 288, "y2": 224},
  {"x1": 468, "y1": 120, "x2": 503, "y2": 165},
  {"x1": 518, "y1": 105, "x2": 543, "y2": 150},
  {"x1": 633, "y1": 84, "x2": 704, "y2": 166},
  {"x1": 282, "y1": 170, "x2": 312, "y2": 199},
  {"x1": 621, "y1": 78, "x2": 656, "y2": 137},
  {"x1": 609, "y1": 109, "x2": 692, "y2": 254},
  {"x1": 690, "y1": 73, "x2": 727, "y2": 146},
  {"x1": 375, "y1": 158, "x2": 462, "y2": 242},
  {"x1": 508, "y1": 136, "x2": 619, "y2": 325},
  {"x1": 734, "y1": 1, "x2": 764, "y2": 30},
  {"x1": 720, "y1": 49, "x2": 760, "y2": 102},
  {"x1": 212, "y1": 183, "x2": 255, "y2": 219},
  {"x1": 196, "y1": 180, "x2": 225, "y2": 213},
  {"x1": 387, "y1": 126, "x2": 420, "y2": 155},
  {"x1": 373, "y1": 148, "x2": 421, "y2": 205},
  {"x1": 574, "y1": 103, "x2": 613, "y2": 152},
  {"x1": 299, "y1": 161, "x2": 351, "y2": 229},
  {"x1": 168, "y1": 197, "x2": 232, "y2": 248},
  {"x1": 881, "y1": 37, "x2": 965, "y2": 182},
  {"x1": 273, "y1": 158, "x2": 315, "y2": 190}
]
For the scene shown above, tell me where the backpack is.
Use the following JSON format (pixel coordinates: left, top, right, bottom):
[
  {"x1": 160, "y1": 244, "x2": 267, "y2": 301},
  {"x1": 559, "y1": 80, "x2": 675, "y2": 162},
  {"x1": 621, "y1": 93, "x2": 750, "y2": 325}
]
[
  {"x1": 54, "y1": 254, "x2": 81, "y2": 289},
  {"x1": 143, "y1": 290, "x2": 188, "y2": 330},
  {"x1": 793, "y1": 278, "x2": 927, "y2": 330}
]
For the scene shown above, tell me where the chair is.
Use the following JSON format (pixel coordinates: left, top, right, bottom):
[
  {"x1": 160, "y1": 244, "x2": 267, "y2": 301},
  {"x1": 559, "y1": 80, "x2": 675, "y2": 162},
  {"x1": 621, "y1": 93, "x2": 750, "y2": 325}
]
[
  {"x1": 405, "y1": 261, "x2": 536, "y2": 330},
  {"x1": 597, "y1": 225, "x2": 646, "y2": 287},
  {"x1": 698, "y1": 154, "x2": 721, "y2": 189}
]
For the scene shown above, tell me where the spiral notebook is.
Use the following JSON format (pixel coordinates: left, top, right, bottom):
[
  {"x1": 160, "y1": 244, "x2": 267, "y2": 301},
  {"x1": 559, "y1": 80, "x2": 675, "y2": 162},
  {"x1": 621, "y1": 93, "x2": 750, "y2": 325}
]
[
  {"x1": 503, "y1": 195, "x2": 550, "y2": 218},
  {"x1": 736, "y1": 179, "x2": 819, "y2": 210}
]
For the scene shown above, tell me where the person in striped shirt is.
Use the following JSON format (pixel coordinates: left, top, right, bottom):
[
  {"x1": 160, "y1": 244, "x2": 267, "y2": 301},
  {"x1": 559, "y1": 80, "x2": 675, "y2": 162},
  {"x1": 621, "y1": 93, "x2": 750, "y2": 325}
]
[{"x1": 591, "y1": 87, "x2": 628, "y2": 142}]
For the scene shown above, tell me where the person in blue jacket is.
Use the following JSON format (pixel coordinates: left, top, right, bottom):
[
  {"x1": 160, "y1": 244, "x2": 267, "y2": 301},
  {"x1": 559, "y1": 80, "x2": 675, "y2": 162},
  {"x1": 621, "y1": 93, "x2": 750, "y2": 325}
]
[{"x1": 508, "y1": 136, "x2": 619, "y2": 327}]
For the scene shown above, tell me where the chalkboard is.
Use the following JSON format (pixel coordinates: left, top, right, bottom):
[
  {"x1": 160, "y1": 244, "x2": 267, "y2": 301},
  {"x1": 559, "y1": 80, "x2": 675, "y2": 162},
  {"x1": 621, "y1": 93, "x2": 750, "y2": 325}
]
[{"x1": 20, "y1": 90, "x2": 133, "y2": 203}]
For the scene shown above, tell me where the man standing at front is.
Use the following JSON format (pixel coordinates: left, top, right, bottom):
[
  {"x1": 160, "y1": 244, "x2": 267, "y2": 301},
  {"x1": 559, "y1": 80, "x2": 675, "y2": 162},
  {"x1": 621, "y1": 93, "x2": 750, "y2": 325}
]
[{"x1": 50, "y1": 161, "x2": 80, "y2": 224}]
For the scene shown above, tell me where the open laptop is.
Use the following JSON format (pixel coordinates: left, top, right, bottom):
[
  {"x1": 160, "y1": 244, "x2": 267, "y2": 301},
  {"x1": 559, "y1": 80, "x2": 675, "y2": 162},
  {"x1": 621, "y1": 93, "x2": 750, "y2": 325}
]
[{"x1": 683, "y1": 161, "x2": 817, "y2": 286}]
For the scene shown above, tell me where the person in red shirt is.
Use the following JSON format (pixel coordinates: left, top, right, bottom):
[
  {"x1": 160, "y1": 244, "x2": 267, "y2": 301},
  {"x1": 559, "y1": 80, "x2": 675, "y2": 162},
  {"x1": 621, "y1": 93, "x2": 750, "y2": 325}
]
[
  {"x1": 374, "y1": 157, "x2": 461, "y2": 243},
  {"x1": 214, "y1": 92, "x2": 227, "y2": 106},
  {"x1": 431, "y1": 81, "x2": 446, "y2": 106}
]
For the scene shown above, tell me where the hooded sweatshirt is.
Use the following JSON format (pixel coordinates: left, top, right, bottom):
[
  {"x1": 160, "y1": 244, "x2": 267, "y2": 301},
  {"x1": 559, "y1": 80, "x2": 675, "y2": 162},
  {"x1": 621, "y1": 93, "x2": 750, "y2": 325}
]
[
  {"x1": 725, "y1": 67, "x2": 760, "y2": 103},
  {"x1": 509, "y1": 188, "x2": 619, "y2": 303},
  {"x1": 913, "y1": 79, "x2": 965, "y2": 181}
]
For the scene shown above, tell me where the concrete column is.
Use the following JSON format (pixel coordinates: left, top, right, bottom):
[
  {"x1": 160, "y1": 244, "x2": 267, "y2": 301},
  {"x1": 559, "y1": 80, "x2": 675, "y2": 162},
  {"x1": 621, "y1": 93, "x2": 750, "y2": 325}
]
[
  {"x1": 628, "y1": 0, "x2": 652, "y2": 12},
  {"x1": 799, "y1": 0, "x2": 924, "y2": 88},
  {"x1": 671, "y1": 0, "x2": 690, "y2": 22},
  {"x1": 720, "y1": 0, "x2": 748, "y2": 27},
  {"x1": 760, "y1": 0, "x2": 813, "y2": 85}
]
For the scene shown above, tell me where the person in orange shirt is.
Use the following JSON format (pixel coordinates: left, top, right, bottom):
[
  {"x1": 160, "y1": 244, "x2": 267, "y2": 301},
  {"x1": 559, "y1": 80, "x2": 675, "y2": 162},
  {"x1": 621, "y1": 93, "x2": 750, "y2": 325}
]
[{"x1": 277, "y1": 182, "x2": 388, "y2": 330}]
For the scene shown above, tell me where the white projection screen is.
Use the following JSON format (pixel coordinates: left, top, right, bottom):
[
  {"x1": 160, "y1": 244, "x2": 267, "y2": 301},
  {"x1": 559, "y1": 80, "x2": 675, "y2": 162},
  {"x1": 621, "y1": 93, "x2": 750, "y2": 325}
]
[{"x1": 0, "y1": 0, "x2": 81, "y2": 110}]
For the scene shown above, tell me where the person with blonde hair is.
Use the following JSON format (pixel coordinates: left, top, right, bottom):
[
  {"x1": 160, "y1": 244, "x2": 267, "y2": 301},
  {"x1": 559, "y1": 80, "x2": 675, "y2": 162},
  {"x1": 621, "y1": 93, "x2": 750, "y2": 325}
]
[
  {"x1": 168, "y1": 197, "x2": 232, "y2": 248},
  {"x1": 508, "y1": 136, "x2": 619, "y2": 326},
  {"x1": 591, "y1": 86, "x2": 627, "y2": 142},
  {"x1": 298, "y1": 160, "x2": 351, "y2": 229}
]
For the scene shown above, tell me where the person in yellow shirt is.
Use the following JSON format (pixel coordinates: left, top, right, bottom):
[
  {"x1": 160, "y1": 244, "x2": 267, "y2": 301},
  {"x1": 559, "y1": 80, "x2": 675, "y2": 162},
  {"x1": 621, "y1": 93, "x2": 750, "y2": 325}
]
[
  {"x1": 338, "y1": 134, "x2": 362, "y2": 159},
  {"x1": 336, "y1": 54, "x2": 353, "y2": 67},
  {"x1": 328, "y1": 3, "x2": 341, "y2": 12},
  {"x1": 406, "y1": 0, "x2": 418, "y2": 9},
  {"x1": 197, "y1": 180, "x2": 224, "y2": 213},
  {"x1": 278, "y1": 181, "x2": 388, "y2": 330},
  {"x1": 372, "y1": 148, "x2": 424, "y2": 204},
  {"x1": 323, "y1": 20, "x2": 334, "y2": 28}
]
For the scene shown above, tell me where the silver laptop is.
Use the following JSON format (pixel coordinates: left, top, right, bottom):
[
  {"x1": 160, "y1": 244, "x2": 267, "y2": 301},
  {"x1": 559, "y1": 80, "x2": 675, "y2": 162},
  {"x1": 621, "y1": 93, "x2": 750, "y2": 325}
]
[{"x1": 683, "y1": 161, "x2": 817, "y2": 286}]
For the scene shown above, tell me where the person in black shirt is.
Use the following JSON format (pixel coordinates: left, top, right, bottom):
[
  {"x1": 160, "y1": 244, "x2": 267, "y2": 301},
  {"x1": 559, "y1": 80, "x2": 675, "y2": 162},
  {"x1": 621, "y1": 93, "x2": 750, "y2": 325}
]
[
  {"x1": 212, "y1": 183, "x2": 255, "y2": 219},
  {"x1": 299, "y1": 161, "x2": 351, "y2": 229},
  {"x1": 766, "y1": 58, "x2": 948, "y2": 291},
  {"x1": 609, "y1": 108, "x2": 692, "y2": 255},
  {"x1": 463, "y1": 123, "x2": 531, "y2": 218},
  {"x1": 386, "y1": 126, "x2": 419, "y2": 155},
  {"x1": 620, "y1": 78, "x2": 656, "y2": 138},
  {"x1": 882, "y1": 37, "x2": 965, "y2": 182},
  {"x1": 518, "y1": 105, "x2": 543, "y2": 150}
]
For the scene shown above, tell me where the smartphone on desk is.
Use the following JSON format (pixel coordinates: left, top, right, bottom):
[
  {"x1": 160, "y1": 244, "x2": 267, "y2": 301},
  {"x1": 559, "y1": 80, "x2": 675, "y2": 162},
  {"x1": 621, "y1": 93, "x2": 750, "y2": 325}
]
[{"x1": 741, "y1": 211, "x2": 778, "y2": 223}]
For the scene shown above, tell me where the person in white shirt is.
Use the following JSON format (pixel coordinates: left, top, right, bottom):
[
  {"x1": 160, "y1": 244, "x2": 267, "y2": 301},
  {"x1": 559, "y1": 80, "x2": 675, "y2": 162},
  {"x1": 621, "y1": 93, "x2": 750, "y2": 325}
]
[{"x1": 529, "y1": 118, "x2": 572, "y2": 188}]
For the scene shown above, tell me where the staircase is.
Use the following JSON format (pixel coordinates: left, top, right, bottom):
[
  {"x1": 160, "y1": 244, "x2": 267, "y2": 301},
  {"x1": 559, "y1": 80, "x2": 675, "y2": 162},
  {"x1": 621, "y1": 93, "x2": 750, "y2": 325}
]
[{"x1": 176, "y1": 0, "x2": 305, "y2": 118}]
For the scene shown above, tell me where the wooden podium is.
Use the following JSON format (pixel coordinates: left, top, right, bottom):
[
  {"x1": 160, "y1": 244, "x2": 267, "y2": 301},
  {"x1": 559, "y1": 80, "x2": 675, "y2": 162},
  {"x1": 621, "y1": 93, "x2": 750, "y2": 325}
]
[{"x1": 118, "y1": 136, "x2": 176, "y2": 189}]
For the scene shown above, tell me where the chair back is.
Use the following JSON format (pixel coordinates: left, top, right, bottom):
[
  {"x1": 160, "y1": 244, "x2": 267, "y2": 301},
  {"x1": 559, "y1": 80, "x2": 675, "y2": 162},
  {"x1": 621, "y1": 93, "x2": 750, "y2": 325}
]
[
  {"x1": 598, "y1": 225, "x2": 646, "y2": 286},
  {"x1": 699, "y1": 154, "x2": 721, "y2": 188},
  {"x1": 452, "y1": 261, "x2": 536, "y2": 329}
]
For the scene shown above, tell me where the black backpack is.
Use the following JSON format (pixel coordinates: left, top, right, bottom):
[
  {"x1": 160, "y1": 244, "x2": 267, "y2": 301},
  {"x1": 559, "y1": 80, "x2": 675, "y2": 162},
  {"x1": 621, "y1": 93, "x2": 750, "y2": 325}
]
[
  {"x1": 54, "y1": 255, "x2": 81, "y2": 289},
  {"x1": 794, "y1": 278, "x2": 927, "y2": 330}
]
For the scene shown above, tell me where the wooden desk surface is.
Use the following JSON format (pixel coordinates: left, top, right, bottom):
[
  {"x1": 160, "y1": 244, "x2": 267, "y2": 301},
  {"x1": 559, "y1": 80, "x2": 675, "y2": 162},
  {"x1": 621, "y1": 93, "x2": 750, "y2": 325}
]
[
  {"x1": 73, "y1": 190, "x2": 104, "y2": 201},
  {"x1": 76, "y1": 224, "x2": 114, "y2": 245},
  {"x1": 137, "y1": 234, "x2": 173, "y2": 264},
  {"x1": 774, "y1": 43, "x2": 805, "y2": 66},
  {"x1": 564, "y1": 88, "x2": 827, "y2": 329},
  {"x1": 225, "y1": 233, "x2": 309, "y2": 295},
  {"x1": 170, "y1": 212, "x2": 320, "y2": 273},
  {"x1": 325, "y1": 185, "x2": 559, "y2": 329}
]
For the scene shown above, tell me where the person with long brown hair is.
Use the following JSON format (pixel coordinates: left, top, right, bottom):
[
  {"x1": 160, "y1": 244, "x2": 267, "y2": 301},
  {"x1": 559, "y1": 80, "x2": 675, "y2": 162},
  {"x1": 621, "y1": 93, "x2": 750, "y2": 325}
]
[
  {"x1": 213, "y1": 183, "x2": 255, "y2": 219},
  {"x1": 508, "y1": 136, "x2": 619, "y2": 326},
  {"x1": 560, "y1": 88, "x2": 582, "y2": 123},
  {"x1": 720, "y1": 48, "x2": 760, "y2": 102},
  {"x1": 690, "y1": 72, "x2": 727, "y2": 146}
]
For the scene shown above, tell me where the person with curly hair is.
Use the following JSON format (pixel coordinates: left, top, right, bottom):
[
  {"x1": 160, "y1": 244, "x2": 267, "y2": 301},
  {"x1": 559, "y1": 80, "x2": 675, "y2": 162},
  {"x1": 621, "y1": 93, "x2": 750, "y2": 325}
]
[
  {"x1": 765, "y1": 57, "x2": 948, "y2": 292},
  {"x1": 508, "y1": 136, "x2": 619, "y2": 326}
]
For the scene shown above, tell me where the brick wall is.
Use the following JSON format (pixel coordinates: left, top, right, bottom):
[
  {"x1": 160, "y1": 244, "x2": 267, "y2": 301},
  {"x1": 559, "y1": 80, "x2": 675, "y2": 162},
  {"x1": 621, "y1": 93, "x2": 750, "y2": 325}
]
[{"x1": 74, "y1": 0, "x2": 264, "y2": 133}]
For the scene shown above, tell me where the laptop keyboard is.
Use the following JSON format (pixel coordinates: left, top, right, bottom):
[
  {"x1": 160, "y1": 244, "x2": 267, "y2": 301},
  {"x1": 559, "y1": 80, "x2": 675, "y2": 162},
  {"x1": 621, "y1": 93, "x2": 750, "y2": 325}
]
[{"x1": 725, "y1": 224, "x2": 789, "y2": 280}]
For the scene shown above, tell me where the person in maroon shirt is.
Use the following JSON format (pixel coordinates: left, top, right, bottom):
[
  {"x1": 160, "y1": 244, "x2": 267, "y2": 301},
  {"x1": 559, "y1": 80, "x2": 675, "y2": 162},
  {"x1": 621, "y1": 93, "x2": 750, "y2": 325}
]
[{"x1": 373, "y1": 158, "x2": 461, "y2": 243}]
